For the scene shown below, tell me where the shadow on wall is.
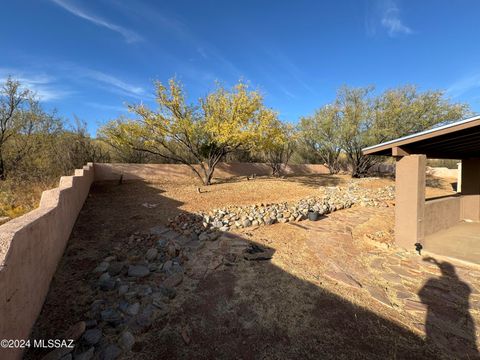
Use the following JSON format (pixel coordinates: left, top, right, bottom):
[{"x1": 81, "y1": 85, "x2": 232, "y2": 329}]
[
  {"x1": 24, "y1": 180, "x2": 478, "y2": 359},
  {"x1": 420, "y1": 257, "x2": 479, "y2": 358}
]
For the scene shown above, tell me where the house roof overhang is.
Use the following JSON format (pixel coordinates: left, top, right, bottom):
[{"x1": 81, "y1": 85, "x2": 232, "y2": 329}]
[{"x1": 362, "y1": 115, "x2": 480, "y2": 159}]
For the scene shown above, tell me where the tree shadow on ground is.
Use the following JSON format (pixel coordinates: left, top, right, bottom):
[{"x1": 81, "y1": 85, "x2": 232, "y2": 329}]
[
  {"x1": 280, "y1": 174, "x2": 344, "y2": 189},
  {"x1": 25, "y1": 181, "x2": 477, "y2": 360},
  {"x1": 209, "y1": 174, "x2": 343, "y2": 190}
]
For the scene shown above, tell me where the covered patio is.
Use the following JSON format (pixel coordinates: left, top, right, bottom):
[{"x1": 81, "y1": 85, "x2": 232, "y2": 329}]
[{"x1": 363, "y1": 115, "x2": 480, "y2": 264}]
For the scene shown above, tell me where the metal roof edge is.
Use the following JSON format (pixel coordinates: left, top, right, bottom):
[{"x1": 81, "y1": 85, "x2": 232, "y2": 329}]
[{"x1": 362, "y1": 114, "x2": 480, "y2": 154}]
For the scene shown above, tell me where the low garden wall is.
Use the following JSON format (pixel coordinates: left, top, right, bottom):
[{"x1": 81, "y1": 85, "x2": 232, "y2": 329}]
[
  {"x1": 0, "y1": 161, "x2": 327, "y2": 359},
  {"x1": 424, "y1": 195, "x2": 462, "y2": 238},
  {"x1": 0, "y1": 163, "x2": 94, "y2": 360},
  {"x1": 93, "y1": 162, "x2": 330, "y2": 182}
]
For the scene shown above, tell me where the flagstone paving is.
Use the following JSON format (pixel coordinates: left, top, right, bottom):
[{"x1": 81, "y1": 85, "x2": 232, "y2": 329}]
[{"x1": 294, "y1": 206, "x2": 480, "y2": 357}]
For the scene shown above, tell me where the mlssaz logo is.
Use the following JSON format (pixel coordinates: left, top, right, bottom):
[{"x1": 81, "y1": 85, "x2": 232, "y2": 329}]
[{"x1": 33, "y1": 339, "x2": 75, "y2": 349}]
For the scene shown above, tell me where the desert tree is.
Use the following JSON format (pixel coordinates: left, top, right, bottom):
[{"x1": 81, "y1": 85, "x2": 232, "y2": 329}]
[
  {"x1": 335, "y1": 86, "x2": 377, "y2": 177},
  {"x1": 299, "y1": 104, "x2": 342, "y2": 174},
  {"x1": 99, "y1": 79, "x2": 275, "y2": 185},
  {"x1": 336, "y1": 85, "x2": 469, "y2": 177},
  {"x1": 371, "y1": 85, "x2": 469, "y2": 143},
  {"x1": 257, "y1": 118, "x2": 296, "y2": 176},
  {"x1": 0, "y1": 77, "x2": 32, "y2": 179}
]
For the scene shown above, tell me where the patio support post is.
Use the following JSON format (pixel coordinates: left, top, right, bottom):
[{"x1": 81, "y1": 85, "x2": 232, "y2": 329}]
[
  {"x1": 395, "y1": 154, "x2": 426, "y2": 250},
  {"x1": 461, "y1": 158, "x2": 480, "y2": 221}
]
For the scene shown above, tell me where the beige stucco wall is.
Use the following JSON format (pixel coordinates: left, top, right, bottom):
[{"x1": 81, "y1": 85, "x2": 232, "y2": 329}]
[
  {"x1": 93, "y1": 162, "x2": 330, "y2": 182},
  {"x1": 461, "y1": 158, "x2": 480, "y2": 222},
  {"x1": 0, "y1": 163, "x2": 94, "y2": 360},
  {"x1": 424, "y1": 196, "x2": 462, "y2": 238}
]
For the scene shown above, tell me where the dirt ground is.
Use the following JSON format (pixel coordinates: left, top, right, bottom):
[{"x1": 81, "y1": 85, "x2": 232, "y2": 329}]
[
  {"x1": 118, "y1": 174, "x2": 456, "y2": 216},
  {"x1": 26, "y1": 174, "x2": 474, "y2": 360}
]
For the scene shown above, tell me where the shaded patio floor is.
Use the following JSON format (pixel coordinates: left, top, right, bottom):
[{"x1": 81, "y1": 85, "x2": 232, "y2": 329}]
[{"x1": 425, "y1": 222, "x2": 480, "y2": 265}]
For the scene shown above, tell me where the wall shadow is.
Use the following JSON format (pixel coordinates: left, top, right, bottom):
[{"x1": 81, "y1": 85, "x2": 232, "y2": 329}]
[
  {"x1": 420, "y1": 257, "x2": 479, "y2": 359},
  {"x1": 23, "y1": 180, "x2": 478, "y2": 359}
]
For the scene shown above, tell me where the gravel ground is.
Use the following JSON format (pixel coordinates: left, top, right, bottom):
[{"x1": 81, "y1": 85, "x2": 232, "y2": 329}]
[{"x1": 25, "y1": 174, "x2": 460, "y2": 360}]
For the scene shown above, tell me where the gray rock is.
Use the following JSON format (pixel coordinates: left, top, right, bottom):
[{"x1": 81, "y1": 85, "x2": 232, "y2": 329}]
[
  {"x1": 118, "y1": 284, "x2": 129, "y2": 296},
  {"x1": 242, "y1": 219, "x2": 252, "y2": 227},
  {"x1": 108, "y1": 262, "x2": 124, "y2": 276},
  {"x1": 101, "y1": 309, "x2": 122, "y2": 326},
  {"x1": 126, "y1": 302, "x2": 140, "y2": 316},
  {"x1": 265, "y1": 218, "x2": 275, "y2": 225},
  {"x1": 163, "y1": 273, "x2": 183, "y2": 288},
  {"x1": 84, "y1": 319, "x2": 97, "y2": 328},
  {"x1": 98, "y1": 273, "x2": 111, "y2": 282},
  {"x1": 91, "y1": 299, "x2": 106, "y2": 314},
  {"x1": 100, "y1": 344, "x2": 121, "y2": 360},
  {"x1": 156, "y1": 239, "x2": 167, "y2": 248},
  {"x1": 124, "y1": 291, "x2": 137, "y2": 300},
  {"x1": 212, "y1": 220, "x2": 223, "y2": 228},
  {"x1": 162, "y1": 260, "x2": 173, "y2": 272},
  {"x1": 94, "y1": 262, "x2": 109, "y2": 273},
  {"x1": 83, "y1": 328, "x2": 102, "y2": 345},
  {"x1": 145, "y1": 248, "x2": 158, "y2": 261},
  {"x1": 104, "y1": 256, "x2": 116, "y2": 262},
  {"x1": 118, "y1": 330, "x2": 135, "y2": 351},
  {"x1": 137, "y1": 285, "x2": 152, "y2": 297},
  {"x1": 208, "y1": 232, "x2": 220, "y2": 241},
  {"x1": 159, "y1": 286, "x2": 176, "y2": 299},
  {"x1": 128, "y1": 265, "x2": 150, "y2": 278},
  {"x1": 219, "y1": 226, "x2": 229, "y2": 232},
  {"x1": 74, "y1": 347, "x2": 94, "y2": 360},
  {"x1": 135, "y1": 306, "x2": 155, "y2": 330},
  {"x1": 99, "y1": 278, "x2": 116, "y2": 291},
  {"x1": 150, "y1": 225, "x2": 170, "y2": 235},
  {"x1": 118, "y1": 300, "x2": 130, "y2": 314},
  {"x1": 198, "y1": 232, "x2": 209, "y2": 242}
]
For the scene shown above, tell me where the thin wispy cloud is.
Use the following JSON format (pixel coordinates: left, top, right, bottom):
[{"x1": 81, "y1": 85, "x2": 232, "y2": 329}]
[
  {"x1": 0, "y1": 68, "x2": 71, "y2": 101},
  {"x1": 381, "y1": 4, "x2": 412, "y2": 36},
  {"x1": 111, "y1": 1, "x2": 245, "y2": 80},
  {"x1": 447, "y1": 73, "x2": 480, "y2": 98},
  {"x1": 279, "y1": 86, "x2": 296, "y2": 99},
  {"x1": 50, "y1": 0, "x2": 142, "y2": 43},
  {"x1": 0, "y1": 63, "x2": 149, "y2": 102},
  {"x1": 266, "y1": 51, "x2": 317, "y2": 96},
  {"x1": 78, "y1": 68, "x2": 145, "y2": 97},
  {"x1": 49, "y1": 62, "x2": 148, "y2": 99},
  {"x1": 366, "y1": 0, "x2": 413, "y2": 37}
]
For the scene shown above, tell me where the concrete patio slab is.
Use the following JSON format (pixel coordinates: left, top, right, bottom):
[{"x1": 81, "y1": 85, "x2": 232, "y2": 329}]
[{"x1": 425, "y1": 222, "x2": 480, "y2": 265}]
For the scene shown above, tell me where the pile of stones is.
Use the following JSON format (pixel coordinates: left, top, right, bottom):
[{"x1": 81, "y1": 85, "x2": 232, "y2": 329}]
[
  {"x1": 44, "y1": 226, "x2": 198, "y2": 360},
  {"x1": 169, "y1": 182, "x2": 395, "y2": 233}
]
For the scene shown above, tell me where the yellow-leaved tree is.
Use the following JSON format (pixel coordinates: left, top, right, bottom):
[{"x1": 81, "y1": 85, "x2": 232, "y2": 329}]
[
  {"x1": 256, "y1": 118, "x2": 296, "y2": 176},
  {"x1": 99, "y1": 79, "x2": 276, "y2": 185}
]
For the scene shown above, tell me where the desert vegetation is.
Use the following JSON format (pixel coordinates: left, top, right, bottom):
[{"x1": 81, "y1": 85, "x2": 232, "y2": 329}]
[
  {"x1": 0, "y1": 75, "x2": 469, "y2": 219},
  {"x1": 0, "y1": 77, "x2": 108, "y2": 220}
]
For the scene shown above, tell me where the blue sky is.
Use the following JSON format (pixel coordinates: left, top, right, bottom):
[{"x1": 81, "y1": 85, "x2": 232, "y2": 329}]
[{"x1": 1, "y1": 0, "x2": 480, "y2": 136}]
